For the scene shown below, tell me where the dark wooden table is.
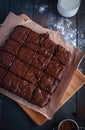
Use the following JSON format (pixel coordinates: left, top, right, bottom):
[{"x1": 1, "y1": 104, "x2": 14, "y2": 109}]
[{"x1": 0, "y1": 0, "x2": 85, "y2": 130}]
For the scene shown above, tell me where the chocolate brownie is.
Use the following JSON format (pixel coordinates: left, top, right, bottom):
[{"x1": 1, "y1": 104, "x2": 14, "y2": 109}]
[
  {"x1": 0, "y1": 49, "x2": 15, "y2": 68},
  {"x1": 0, "y1": 25, "x2": 71, "y2": 107},
  {"x1": 2, "y1": 38, "x2": 21, "y2": 55},
  {"x1": 25, "y1": 41, "x2": 39, "y2": 52},
  {"x1": 31, "y1": 87, "x2": 50, "y2": 107},
  {"x1": 26, "y1": 30, "x2": 39, "y2": 43},
  {"x1": 17, "y1": 80, "x2": 36, "y2": 101},
  {"x1": 32, "y1": 53, "x2": 50, "y2": 70},
  {"x1": 25, "y1": 31, "x2": 48, "y2": 48},
  {"x1": 39, "y1": 73, "x2": 59, "y2": 94},
  {"x1": 53, "y1": 45, "x2": 71, "y2": 66},
  {"x1": 3, "y1": 72, "x2": 21, "y2": 94},
  {"x1": 10, "y1": 25, "x2": 30, "y2": 44},
  {"x1": 25, "y1": 31, "x2": 39, "y2": 51},
  {"x1": 0, "y1": 67, "x2": 7, "y2": 83},
  {"x1": 25, "y1": 66, "x2": 43, "y2": 85},
  {"x1": 47, "y1": 59, "x2": 65, "y2": 80},
  {"x1": 37, "y1": 46, "x2": 53, "y2": 57},
  {"x1": 42, "y1": 38, "x2": 56, "y2": 54},
  {"x1": 19, "y1": 46, "x2": 36, "y2": 65},
  {"x1": 10, "y1": 59, "x2": 28, "y2": 78}
]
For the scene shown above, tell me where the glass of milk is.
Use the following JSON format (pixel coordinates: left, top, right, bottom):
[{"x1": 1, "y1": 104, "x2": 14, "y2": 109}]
[{"x1": 57, "y1": 0, "x2": 81, "y2": 17}]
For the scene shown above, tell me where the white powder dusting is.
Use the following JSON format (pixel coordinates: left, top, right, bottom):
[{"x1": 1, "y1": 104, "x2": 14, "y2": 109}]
[
  {"x1": 35, "y1": 4, "x2": 48, "y2": 14},
  {"x1": 47, "y1": 16, "x2": 77, "y2": 46},
  {"x1": 34, "y1": 3, "x2": 84, "y2": 50},
  {"x1": 34, "y1": 2, "x2": 84, "y2": 48},
  {"x1": 77, "y1": 31, "x2": 85, "y2": 51}
]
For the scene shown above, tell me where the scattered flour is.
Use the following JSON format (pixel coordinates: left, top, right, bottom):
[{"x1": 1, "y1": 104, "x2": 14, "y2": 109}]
[
  {"x1": 47, "y1": 16, "x2": 77, "y2": 47},
  {"x1": 35, "y1": 4, "x2": 48, "y2": 14},
  {"x1": 77, "y1": 31, "x2": 85, "y2": 51},
  {"x1": 34, "y1": 3, "x2": 85, "y2": 50}
]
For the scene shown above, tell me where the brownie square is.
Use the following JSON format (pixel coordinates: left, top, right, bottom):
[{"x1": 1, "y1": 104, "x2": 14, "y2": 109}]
[
  {"x1": 25, "y1": 41, "x2": 39, "y2": 52},
  {"x1": 42, "y1": 38, "x2": 56, "y2": 55},
  {"x1": 10, "y1": 25, "x2": 30, "y2": 44},
  {"x1": 32, "y1": 53, "x2": 50, "y2": 70},
  {"x1": 37, "y1": 46, "x2": 53, "y2": 57},
  {"x1": 26, "y1": 30, "x2": 40, "y2": 45},
  {"x1": 53, "y1": 45, "x2": 71, "y2": 66},
  {"x1": 25, "y1": 31, "x2": 48, "y2": 47},
  {"x1": 17, "y1": 80, "x2": 36, "y2": 101},
  {"x1": 47, "y1": 60, "x2": 65, "y2": 79},
  {"x1": 0, "y1": 25, "x2": 72, "y2": 107},
  {"x1": 25, "y1": 32, "x2": 39, "y2": 52},
  {"x1": 0, "y1": 67, "x2": 7, "y2": 83},
  {"x1": 3, "y1": 72, "x2": 21, "y2": 94},
  {"x1": 2, "y1": 38, "x2": 21, "y2": 55},
  {"x1": 25, "y1": 33, "x2": 49, "y2": 52},
  {"x1": 25, "y1": 66, "x2": 43, "y2": 85},
  {"x1": 19, "y1": 47, "x2": 36, "y2": 65},
  {"x1": 10, "y1": 59, "x2": 28, "y2": 78},
  {"x1": 31, "y1": 87, "x2": 50, "y2": 107},
  {"x1": 0, "y1": 50, "x2": 15, "y2": 68},
  {"x1": 39, "y1": 73, "x2": 59, "y2": 94}
]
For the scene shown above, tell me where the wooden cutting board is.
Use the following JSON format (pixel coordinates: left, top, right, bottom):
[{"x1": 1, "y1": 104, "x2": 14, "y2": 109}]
[
  {"x1": 18, "y1": 69, "x2": 85, "y2": 125},
  {"x1": 17, "y1": 14, "x2": 85, "y2": 125}
]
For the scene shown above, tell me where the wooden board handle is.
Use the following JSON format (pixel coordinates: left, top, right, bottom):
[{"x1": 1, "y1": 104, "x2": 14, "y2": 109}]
[{"x1": 20, "y1": 14, "x2": 31, "y2": 21}]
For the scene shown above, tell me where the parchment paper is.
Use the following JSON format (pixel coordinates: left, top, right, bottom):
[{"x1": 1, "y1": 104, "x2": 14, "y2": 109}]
[{"x1": 0, "y1": 12, "x2": 84, "y2": 119}]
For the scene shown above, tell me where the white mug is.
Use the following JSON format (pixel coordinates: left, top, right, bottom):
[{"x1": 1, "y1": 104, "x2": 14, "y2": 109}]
[
  {"x1": 57, "y1": 0, "x2": 81, "y2": 17},
  {"x1": 53, "y1": 119, "x2": 85, "y2": 130}
]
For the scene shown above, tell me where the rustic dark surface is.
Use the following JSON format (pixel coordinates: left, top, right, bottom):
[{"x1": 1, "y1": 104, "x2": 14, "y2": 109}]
[{"x1": 0, "y1": 0, "x2": 85, "y2": 130}]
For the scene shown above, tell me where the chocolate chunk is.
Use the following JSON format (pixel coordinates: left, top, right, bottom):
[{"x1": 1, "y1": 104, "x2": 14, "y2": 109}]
[
  {"x1": 31, "y1": 87, "x2": 50, "y2": 107},
  {"x1": 2, "y1": 38, "x2": 21, "y2": 55},
  {"x1": 0, "y1": 50, "x2": 15, "y2": 68},
  {"x1": 10, "y1": 25, "x2": 30, "y2": 44},
  {"x1": 10, "y1": 59, "x2": 28, "y2": 78},
  {"x1": 39, "y1": 73, "x2": 59, "y2": 94}
]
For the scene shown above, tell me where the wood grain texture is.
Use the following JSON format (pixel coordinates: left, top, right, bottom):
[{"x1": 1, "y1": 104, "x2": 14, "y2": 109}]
[
  {"x1": 16, "y1": 14, "x2": 85, "y2": 125},
  {"x1": 77, "y1": 0, "x2": 85, "y2": 125},
  {"x1": 0, "y1": 0, "x2": 85, "y2": 129},
  {"x1": 0, "y1": 0, "x2": 10, "y2": 24},
  {"x1": 10, "y1": 0, "x2": 33, "y2": 18},
  {"x1": 19, "y1": 69, "x2": 85, "y2": 125}
]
